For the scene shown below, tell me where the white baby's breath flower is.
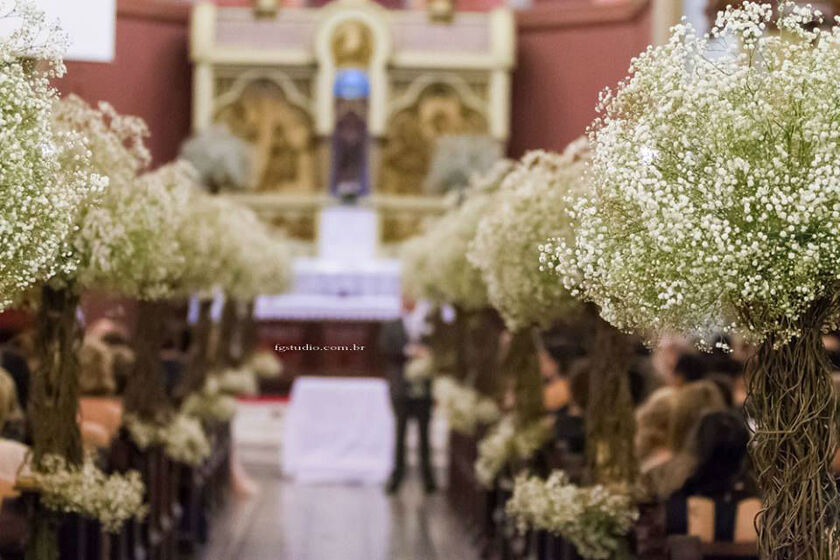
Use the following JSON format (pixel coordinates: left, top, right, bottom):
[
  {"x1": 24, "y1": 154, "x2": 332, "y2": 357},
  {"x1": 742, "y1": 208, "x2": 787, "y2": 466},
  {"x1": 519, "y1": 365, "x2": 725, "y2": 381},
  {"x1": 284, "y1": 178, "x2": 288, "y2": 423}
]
[
  {"x1": 474, "y1": 413, "x2": 551, "y2": 487},
  {"x1": 507, "y1": 471, "x2": 638, "y2": 560},
  {"x1": 28, "y1": 453, "x2": 146, "y2": 532},
  {"x1": 542, "y1": 1, "x2": 840, "y2": 346},
  {"x1": 433, "y1": 376, "x2": 500, "y2": 435},
  {"x1": 469, "y1": 142, "x2": 589, "y2": 331}
]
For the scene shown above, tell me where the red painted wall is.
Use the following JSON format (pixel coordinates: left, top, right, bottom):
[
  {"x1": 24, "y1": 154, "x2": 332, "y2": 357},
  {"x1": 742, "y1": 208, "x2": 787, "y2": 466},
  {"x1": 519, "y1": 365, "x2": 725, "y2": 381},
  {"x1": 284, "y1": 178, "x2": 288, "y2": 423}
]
[
  {"x1": 57, "y1": 2, "x2": 192, "y2": 166},
  {"x1": 55, "y1": 0, "x2": 650, "y2": 165},
  {"x1": 510, "y1": 0, "x2": 651, "y2": 156}
]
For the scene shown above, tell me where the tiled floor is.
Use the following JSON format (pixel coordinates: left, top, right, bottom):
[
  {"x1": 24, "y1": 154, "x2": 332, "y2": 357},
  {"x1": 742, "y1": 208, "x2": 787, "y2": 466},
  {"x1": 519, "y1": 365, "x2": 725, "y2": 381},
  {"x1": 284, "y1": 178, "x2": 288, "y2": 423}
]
[
  {"x1": 203, "y1": 465, "x2": 479, "y2": 560},
  {"x1": 204, "y1": 402, "x2": 477, "y2": 560}
]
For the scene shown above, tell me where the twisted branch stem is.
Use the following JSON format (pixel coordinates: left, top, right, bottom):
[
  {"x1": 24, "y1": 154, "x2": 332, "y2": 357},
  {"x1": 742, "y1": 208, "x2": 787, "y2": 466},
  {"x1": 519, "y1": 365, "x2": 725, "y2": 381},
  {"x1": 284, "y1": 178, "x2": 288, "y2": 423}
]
[{"x1": 745, "y1": 305, "x2": 840, "y2": 560}]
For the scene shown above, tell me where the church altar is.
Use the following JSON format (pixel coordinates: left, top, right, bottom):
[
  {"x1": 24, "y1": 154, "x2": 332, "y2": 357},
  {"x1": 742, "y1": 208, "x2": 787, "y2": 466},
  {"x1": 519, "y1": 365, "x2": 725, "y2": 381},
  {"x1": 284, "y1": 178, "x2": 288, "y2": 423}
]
[
  {"x1": 255, "y1": 205, "x2": 402, "y2": 321},
  {"x1": 190, "y1": 0, "x2": 515, "y2": 244},
  {"x1": 189, "y1": 0, "x2": 515, "y2": 379}
]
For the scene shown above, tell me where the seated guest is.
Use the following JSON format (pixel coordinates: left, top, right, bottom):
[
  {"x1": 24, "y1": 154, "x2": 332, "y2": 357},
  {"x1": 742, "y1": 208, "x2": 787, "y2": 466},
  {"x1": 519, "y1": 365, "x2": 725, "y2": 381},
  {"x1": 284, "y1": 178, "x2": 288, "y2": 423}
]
[
  {"x1": 672, "y1": 352, "x2": 707, "y2": 386},
  {"x1": 88, "y1": 319, "x2": 134, "y2": 395},
  {"x1": 79, "y1": 336, "x2": 116, "y2": 396},
  {"x1": 651, "y1": 335, "x2": 692, "y2": 386},
  {"x1": 635, "y1": 387, "x2": 676, "y2": 474},
  {"x1": 644, "y1": 380, "x2": 727, "y2": 499},
  {"x1": 540, "y1": 328, "x2": 585, "y2": 412},
  {"x1": 553, "y1": 358, "x2": 587, "y2": 455},
  {"x1": 0, "y1": 331, "x2": 33, "y2": 413},
  {"x1": 0, "y1": 369, "x2": 24, "y2": 441},
  {"x1": 666, "y1": 411, "x2": 759, "y2": 545},
  {"x1": 78, "y1": 334, "x2": 124, "y2": 446},
  {"x1": 0, "y1": 437, "x2": 30, "y2": 500}
]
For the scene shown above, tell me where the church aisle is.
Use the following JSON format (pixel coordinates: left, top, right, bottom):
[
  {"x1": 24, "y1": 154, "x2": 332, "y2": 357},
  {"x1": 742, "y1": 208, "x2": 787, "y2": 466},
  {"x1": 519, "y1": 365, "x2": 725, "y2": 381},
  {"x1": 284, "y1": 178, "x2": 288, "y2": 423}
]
[{"x1": 203, "y1": 465, "x2": 480, "y2": 560}]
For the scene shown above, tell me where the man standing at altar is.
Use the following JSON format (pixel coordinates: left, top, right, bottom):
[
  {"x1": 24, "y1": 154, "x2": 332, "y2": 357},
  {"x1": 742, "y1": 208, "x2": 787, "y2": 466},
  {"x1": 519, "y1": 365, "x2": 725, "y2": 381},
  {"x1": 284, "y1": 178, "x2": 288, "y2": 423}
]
[{"x1": 380, "y1": 294, "x2": 436, "y2": 494}]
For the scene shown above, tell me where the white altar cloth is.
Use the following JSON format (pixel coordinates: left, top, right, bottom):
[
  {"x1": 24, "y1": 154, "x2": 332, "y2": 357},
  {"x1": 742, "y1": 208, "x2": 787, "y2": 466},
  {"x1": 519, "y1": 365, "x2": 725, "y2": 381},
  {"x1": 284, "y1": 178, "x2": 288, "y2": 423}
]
[
  {"x1": 282, "y1": 377, "x2": 394, "y2": 484},
  {"x1": 317, "y1": 206, "x2": 378, "y2": 262}
]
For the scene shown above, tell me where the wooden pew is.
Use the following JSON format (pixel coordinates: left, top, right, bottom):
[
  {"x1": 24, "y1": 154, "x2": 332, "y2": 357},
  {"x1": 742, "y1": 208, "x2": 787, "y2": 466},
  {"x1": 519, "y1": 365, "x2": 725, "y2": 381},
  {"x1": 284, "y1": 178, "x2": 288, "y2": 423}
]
[{"x1": 667, "y1": 535, "x2": 758, "y2": 560}]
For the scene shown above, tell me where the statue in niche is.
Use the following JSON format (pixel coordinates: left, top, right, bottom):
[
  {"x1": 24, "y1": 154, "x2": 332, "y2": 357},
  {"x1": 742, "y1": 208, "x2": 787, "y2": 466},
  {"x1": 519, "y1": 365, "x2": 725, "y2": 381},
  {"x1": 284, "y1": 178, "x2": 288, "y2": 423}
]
[
  {"x1": 329, "y1": 66, "x2": 371, "y2": 202},
  {"x1": 331, "y1": 20, "x2": 373, "y2": 68},
  {"x1": 215, "y1": 79, "x2": 317, "y2": 192},
  {"x1": 379, "y1": 83, "x2": 487, "y2": 195}
]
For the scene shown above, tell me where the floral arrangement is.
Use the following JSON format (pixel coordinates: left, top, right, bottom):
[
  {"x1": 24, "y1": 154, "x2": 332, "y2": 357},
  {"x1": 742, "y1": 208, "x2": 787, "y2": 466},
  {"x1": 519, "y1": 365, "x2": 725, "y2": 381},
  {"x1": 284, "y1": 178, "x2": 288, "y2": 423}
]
[
  {"x1": 540, "y1": 3, "x2": 840, "y2": 347},
  {"x1": 506, "y1": 471, "x2": 638, "y2": 560},
  {"x1": 216, "y1": 203, "x2": 293, "y2": 299},
  {"x1": 218, "y1": 367, "x2": 258, "y2": 397},
  {"x1": 539, "y1": 4, "x2": 840, "y2": 556},
  {"x1": 433, "y1": 376, "x2": 500, "y2": 435},
  {"x1": 181, "y1": 377, "x2": 238, "y2": 423},
  {"x1": 179, "y1": 124, "x2": 255, "y2": 193},
  {"x1": 124, "y1": 413, "x2": 211, "y2": 467},
  {"x1": 474, "y1": 413, "x2": 551, "y2": 487},
  {"x1": 423, "y1": 134, "x2": 503, "y2": 194},
  {"x1": 0, "y1": 2, "x2": 104, "y2": 308},
  {"x1": 53, "y1": 94, "x2": 149, "y2": 288},
  {"x1": 469, "y1": 143, "x2": 588, "y2": 331},
  {"x1": 246, "y1": 350, "x2": 283, "y2": 379},
  {"x1": 405, "y1": 354, "x2": 434, "y2": 383},
  {"x1": 79, "y1": 161, "x2": 194, "y2": 300},
  {"x1": 174, "y1": 193, "x2": 232, "y2": 297},
  {"x1": 25, "y1": 454, "x2": 146, "y2": 532},
  {"x1": 401, "y1": 163, "x2": 512, "y2": 308}
]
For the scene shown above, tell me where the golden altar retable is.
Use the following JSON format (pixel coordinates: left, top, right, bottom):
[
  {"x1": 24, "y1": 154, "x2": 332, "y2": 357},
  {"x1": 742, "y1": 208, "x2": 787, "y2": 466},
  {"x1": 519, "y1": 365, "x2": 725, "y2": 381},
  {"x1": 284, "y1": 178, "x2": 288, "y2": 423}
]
[{"x1": 190, "y1": 0, "x2": 515, "y2": 247}]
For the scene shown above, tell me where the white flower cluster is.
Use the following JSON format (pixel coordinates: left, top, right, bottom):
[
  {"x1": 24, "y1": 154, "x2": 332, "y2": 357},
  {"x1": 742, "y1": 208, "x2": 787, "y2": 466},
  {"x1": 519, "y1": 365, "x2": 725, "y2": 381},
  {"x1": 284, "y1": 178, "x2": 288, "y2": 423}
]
[
  {"x1": 433, "y1": 376, "x2": 500, "y2": 435},
  {"x1": 506, "y1": 471, "x2": 638, "y2": 560},
  {"x1": 0, "y1": 0, "x2": 67, "y2": 61},
  {"x1": 217, "y1": 367, "x2": 258, "y2": 397},
  {"x1": 0, "y1": 2, "x2": 99, "y2": 307},
  {"x1": 62, "y1": 94, "x2": 290, "y2": 301},
  {"x1": 52, "y1": 95, "x2": 148, "y2": 287},
  {"x1": 125, "y1": 413, "x2": 212, "y2": 467},
  {"x1": 79, "y1": 162, "x2": 194, "y2": 300},
  {"x1": 469, "y1": 141, "x2": 589, "y2": 331},
  {"x1": 542, "y1": 2, "x2": 840, "y2": 345},
  {"x1": 401, "y1": 163, "x2": 513, "y2": 309},
  {"x1": 179, "y1": 124, "x2": 255, "y2": 193},
  {"x1": 28, "y1": 454, "x2": 146, "y2": 532},
  {"x1": 181, "y1": 376, "x2": 238, "y2": 423},
  {"x1": 404, "y1": 354, "x2": 434, "y2": 383},
  {"x1": 423, "y1": 135, "x2": 503, "y2": 195},
  {"x1": 245, "y1": 350, "x2": 283, "y2": 379},
  {"x1": 215, "y1": 202, "x2": 293, "y2": 299},
  {"x1": 474, "y1": 413, "x2": 551, "y2": 487}
]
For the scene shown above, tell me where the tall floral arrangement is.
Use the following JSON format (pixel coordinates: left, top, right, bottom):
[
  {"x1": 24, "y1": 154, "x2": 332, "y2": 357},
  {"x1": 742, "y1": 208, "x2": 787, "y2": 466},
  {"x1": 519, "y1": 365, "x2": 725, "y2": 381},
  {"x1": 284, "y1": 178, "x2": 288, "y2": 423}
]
[
  {"x1": 0, "y1": 2, "x2": 93, "y2": 309},
  {"x1": 470, "y1": 144, "x2": 588, "y2": 332},
  {"x1": 542, "y1": 4, "x2": 840, "y2": 557},
  {"x1": 0, "y1": 6, "x2": 148, "y2": 556},
  {"x1": 402, "y1": 162, "x2": 512, "y2": 396},
  {"x1": 469, "y1": 145, "x2": 589, "y2": 426},
  {"x1": 83, "y1": 161, "x2": 196, "y2": 423},
  {"x1": 26, "y1": 97, "x2": 143, "y2": 476},
  {"x1": 212, "y1": 203, "x2": 292, "y2": 370}
]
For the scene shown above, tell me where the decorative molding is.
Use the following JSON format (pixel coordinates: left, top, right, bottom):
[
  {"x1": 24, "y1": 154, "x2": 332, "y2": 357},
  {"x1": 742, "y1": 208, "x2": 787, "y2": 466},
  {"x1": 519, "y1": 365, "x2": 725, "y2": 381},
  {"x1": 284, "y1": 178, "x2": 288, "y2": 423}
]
[
  {"x1": 516, "y1": 0, "x2": 650, "y2": 31},
  {"x1": 214, "y1": 68, "x2": 314, "y2": 116},
  {"x1": 387, "y1": 72, "x2": 487, "y2": 123}
]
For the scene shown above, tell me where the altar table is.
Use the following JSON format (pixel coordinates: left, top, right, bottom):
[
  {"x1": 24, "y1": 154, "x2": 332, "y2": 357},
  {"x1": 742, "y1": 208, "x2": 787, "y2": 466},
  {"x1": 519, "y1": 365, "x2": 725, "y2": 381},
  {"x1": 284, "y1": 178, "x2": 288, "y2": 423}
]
[{"x1": 282, "y1": 377, "x2": 394, "y2": 484}]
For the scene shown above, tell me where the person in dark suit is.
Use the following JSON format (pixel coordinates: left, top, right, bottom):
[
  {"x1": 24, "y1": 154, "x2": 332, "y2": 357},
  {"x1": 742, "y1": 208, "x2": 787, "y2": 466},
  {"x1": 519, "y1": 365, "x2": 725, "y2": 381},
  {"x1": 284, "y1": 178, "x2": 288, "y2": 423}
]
[{"x1": 380, "y1": 295, "x2": 436, "y2": 494}]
